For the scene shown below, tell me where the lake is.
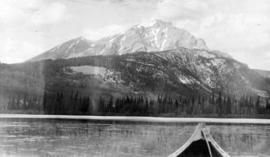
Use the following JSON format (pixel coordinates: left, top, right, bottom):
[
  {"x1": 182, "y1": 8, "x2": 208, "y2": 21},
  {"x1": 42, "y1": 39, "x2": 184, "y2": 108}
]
[{"x1": 0, "y1": 118, "x2": 269, "y2": 157}]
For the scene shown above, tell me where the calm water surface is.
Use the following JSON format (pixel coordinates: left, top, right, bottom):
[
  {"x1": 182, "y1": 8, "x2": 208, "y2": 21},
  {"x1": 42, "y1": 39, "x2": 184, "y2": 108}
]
[{"x1": 0, "y1": 119, "x2": 269, "y2": 157}]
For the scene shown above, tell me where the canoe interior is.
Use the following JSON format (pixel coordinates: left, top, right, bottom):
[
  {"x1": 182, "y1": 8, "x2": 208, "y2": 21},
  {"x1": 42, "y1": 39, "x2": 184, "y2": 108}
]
[{"x1": 177, "y1": 139, "x2": 223, "y2": 157}]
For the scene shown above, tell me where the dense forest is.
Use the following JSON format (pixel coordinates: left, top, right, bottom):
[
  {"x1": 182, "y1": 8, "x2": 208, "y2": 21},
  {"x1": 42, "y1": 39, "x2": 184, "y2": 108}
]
[{"x1": 1, "y1": 90, "x2": 270, "y2": 117}]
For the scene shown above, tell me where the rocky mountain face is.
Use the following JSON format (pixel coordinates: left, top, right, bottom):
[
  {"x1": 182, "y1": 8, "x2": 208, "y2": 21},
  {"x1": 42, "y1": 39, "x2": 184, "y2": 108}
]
[
  {"x1": 26, "y1": 20, "x2": 270, "y2": 98},
  {"x1": 2, "y1": 48, "x2": 269, "y2": 101},
  {"x1": 62, "y1": 48, "x2": 269, "y2": 98},
  {"x1": 30, "y1": 20, "x2": 208, "y2": 61}
]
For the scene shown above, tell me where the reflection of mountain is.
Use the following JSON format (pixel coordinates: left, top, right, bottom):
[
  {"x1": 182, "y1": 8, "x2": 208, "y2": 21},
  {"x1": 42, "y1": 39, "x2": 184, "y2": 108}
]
[{"x1": 30, "y1": 20, "x2": 208, "y2": 61}]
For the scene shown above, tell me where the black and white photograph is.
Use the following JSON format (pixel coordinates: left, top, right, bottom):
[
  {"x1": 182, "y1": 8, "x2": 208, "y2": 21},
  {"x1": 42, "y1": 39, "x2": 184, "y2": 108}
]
[{"x1": 0, "y1": 0, "x2": 270, "y2": 156}]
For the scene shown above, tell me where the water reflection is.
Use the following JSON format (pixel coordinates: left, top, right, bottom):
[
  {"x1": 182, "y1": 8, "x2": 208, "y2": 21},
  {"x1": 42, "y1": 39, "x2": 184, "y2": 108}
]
[{"x1": 0, "y1": 119, "x2": 269, "y2": 157}]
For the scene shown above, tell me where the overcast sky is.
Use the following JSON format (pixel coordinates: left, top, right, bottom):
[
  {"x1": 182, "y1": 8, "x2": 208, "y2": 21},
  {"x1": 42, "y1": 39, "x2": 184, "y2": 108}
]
[{"x1": 0, "y1": 0, "x2": 270, "y2": 70}]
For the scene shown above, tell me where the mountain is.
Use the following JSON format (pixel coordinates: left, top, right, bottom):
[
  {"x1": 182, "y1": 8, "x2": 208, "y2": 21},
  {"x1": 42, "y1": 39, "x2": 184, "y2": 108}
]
[
  {"x1": 26, "y1": 19, "x2": 270, "y2": 99},
  {"x1": 1, "y1": 20, "x2": 270, "y2": 116},
  {"x1": 1, "y1": 48, "x2": 270, "y2": 116},
  {"x1": 30, "y1": 20, "x2": 208, "y2": 61},
  {"x1": 3, "y1": 48, "x2": 270, "y2": 99},
  {"x1": 62, "y1": 48, "x2": 268, "y2": 98}
]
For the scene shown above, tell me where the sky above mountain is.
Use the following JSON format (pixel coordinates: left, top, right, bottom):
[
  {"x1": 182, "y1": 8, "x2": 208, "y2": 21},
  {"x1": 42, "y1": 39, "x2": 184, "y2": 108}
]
[{"x1": 0, "y1": 0, "x2": 270, "y2": 70}]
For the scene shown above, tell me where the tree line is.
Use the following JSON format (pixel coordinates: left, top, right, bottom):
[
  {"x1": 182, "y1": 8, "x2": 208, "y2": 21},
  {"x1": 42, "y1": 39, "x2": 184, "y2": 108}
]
[{"x1": 1, "y1": 90, "x2": 270, "y2": 117}]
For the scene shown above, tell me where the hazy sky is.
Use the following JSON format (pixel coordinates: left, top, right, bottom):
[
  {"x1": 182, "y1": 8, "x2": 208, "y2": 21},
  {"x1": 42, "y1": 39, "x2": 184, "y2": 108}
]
[{"x1": 0, "y1": 0, "x2": 270, "y2": 70}]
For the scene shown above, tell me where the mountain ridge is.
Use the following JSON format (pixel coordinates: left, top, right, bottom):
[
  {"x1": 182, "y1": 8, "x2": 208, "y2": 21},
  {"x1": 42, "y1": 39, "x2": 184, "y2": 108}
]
[{"x1": 30, "y1": 20, "x2": 209, "y2": 61}]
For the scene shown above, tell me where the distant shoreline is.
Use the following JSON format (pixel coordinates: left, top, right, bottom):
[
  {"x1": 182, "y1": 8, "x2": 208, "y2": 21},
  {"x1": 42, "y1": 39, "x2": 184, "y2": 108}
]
[{"x1": 0, "y1": 114, "x2": 270, "y2": 124}]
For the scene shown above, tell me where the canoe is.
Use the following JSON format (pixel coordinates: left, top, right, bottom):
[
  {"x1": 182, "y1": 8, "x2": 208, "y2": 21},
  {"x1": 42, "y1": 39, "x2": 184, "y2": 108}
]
[{"x1": 168, "y1": 123, "x2": 230, "y2": 157}]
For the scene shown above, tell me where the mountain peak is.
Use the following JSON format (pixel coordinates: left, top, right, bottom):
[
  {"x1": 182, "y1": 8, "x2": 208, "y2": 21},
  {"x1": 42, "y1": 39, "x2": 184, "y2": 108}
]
[{"x1": 31, "y1": 20, "x2": 209, "y2": 61}]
